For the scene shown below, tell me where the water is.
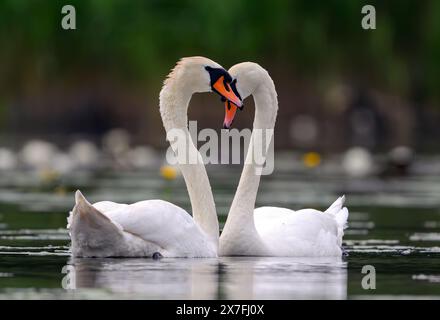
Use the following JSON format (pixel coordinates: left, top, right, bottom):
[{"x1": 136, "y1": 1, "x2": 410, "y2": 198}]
[{"x1": 0, "y1": 167, "x2": 440, "y2": 299}]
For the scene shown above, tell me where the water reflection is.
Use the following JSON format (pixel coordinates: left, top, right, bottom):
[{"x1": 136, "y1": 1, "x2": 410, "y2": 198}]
[
  {"x1": 69, "y1": 256, "x2": 347, "y2": 299},
  {"x1": 1, "y1": 167, "x2": 440, "y2": 299},
  {"x1": 220, "y1": 257, "x2": 347, "y2": 299},
  {"x1": 70, "y1": 258, "x2": 219, "y2": 299}
]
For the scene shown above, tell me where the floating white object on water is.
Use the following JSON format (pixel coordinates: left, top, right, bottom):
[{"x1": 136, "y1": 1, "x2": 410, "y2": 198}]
[
  {"x1": 19, "y1": 140, "x2": 57, "y2": 170},
  {"x1": 52, "y1": 152, "x2": 75, "y2": 175},
  {"x1": 389, "y1": 145, "x2": 413, "y2": 166},
  {"x1": 103, "y1": 129, "x2": 131, "y2": 156},
  {"x1": 344, "y1": 239, "x2": 399, "y2": 246},
  {"x1": 409, "y1": 232, "x2": 440, "y2": 241},
  {"x1": 342, "y1": 147, "x2": 374, "y2": 177},
  {"x1": 69, "y1": 140, "x2": 100, "y2": 169},
  {"x1": 424, "y1": 221, "x2": 440, "y2": 229},
  {"x1": 102, "y1": 129, "x2": 132, "y2": 168},
  {"x1": 127, "y1": 146, "x2": 159, "y2": 169},
  {"x1": 412, "y1": 274, "x2": 440, "y2": 283},
  {"x1": 289, "y1": 114, "x2": 318, "y2": 147},
  {"x1": 347, "y1": 221, "x2": 375, "y2": 229},
  {"x1": 0, "y1": 273, "x2": 13, "y2": 278},
  {"x1": 0, "y1": 147, "x2": 17, "y2": 170}
]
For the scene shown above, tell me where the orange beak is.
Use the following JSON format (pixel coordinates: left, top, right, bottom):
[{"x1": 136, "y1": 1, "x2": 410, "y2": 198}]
[
  {"x1": 223, "y1": 101, "x2": 239, "y2": 129},
  {"x1": 213, "y1": 76, "x2": 243, "y2": 109}
]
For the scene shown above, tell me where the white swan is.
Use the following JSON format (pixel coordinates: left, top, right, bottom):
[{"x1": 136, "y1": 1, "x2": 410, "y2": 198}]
[
  {"x1": 67, "y1": 57, "x2": 243, "y2": 258},
  {"x1": 219, "y1": 62, "x2": 349, "y2": 257}
]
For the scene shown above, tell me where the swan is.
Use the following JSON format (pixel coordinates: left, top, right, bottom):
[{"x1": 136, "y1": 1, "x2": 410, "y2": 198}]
[
  {"x1": 219, "y1": 62, "x2": 349, "y2": 257},
  {"x1": 67, "y1": 57, "x2": 243, "y2": 258}
]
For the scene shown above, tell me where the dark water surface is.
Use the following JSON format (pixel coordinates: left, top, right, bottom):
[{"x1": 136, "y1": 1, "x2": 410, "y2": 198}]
[{"x1": 0, "y1": 168, "x2": 440, "y2": 299}]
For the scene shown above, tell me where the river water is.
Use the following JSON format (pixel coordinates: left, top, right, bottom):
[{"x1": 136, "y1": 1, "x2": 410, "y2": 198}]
[{"x1": 0, "y1": 164, "x2": 439, "y2": 299}]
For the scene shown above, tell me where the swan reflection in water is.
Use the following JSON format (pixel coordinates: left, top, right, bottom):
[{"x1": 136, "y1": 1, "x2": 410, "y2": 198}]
[{"x1": 67, "y1": 256, "x2": 347, "y2": 299}]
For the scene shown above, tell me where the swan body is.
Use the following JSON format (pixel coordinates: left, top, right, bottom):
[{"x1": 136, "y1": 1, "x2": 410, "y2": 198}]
[
  {"x1": 219, "y1": 62, "x2": 349, "y2": 257},
  {"x1": 252, "y1": 198, "x2": 348, "y2": 256},
  {"x1": 68, "y1": 191, "x2": 216, "y2": 257},
  {"x1": 68, "y1": 57, "x2": 242, "y2": 258}
]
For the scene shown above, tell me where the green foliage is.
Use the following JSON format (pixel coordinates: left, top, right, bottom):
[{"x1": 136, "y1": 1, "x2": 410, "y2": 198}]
[{"x1": 0, "y1": 0, "x2": 439, "y2": 99}]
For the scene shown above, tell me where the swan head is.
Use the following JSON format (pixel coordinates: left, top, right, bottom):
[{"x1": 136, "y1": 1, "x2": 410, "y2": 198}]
[
  {"x1": 223, "y1": 62, "x2": 271, "y2": 129},
  {"x1": 163, "y1": 57, "x2": 242, "y2": 108},
  {"x1": 228, "y1": 62, "x2": 269, "y2": 99}
]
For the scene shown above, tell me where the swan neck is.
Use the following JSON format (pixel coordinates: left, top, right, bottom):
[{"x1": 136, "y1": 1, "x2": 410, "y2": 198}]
[
  {"x1": 221, "y1": 78, "x2": 278, "y2": 249},
  {"x1": 160, "y1": 78, "x2": 219, "y2": 246}
]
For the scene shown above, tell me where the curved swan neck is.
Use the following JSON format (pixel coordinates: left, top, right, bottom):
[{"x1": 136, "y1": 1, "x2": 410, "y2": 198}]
[
  {"x1": 231, "y1": 84, "x2": 278, "y2": 218},
  {"x1": 220, "y1": 70, "x2": 278, "y2": 253},
  {"x1": 159, "y1": 68, "x2": 219, "y2": 246}
]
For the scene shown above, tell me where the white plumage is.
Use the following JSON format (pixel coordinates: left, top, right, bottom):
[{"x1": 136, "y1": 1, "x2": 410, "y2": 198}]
[
  {"x1": 67, "y1": 57, "x2": 238, "y2": 258},
  {"x1": 253, "y1": 196, "x2": 348, "y2": 256},
  {"x1": 219, "y1": 62, "x2": 349, "y2": 257},
  {"x1": 68, "y1": 191, "x2": 216, "y2": 258}
]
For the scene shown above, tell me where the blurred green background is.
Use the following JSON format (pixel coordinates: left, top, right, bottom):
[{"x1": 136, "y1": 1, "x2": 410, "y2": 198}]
[{"x1": 0, "y1": 0, "x2": 439, "y2": 152}]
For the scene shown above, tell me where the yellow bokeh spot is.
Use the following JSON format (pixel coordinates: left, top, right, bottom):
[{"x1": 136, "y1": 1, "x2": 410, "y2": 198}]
[
  {"x1": 54, "y1": 186, "x2": 67, "y2": 196},
  {"x1": 160, "y1": 165, "x2": 177, "y2": 180},
  {"x1": 302, "y1": 152, "x2": 321, "y2": 168},
  {"x1": 39, "y1": 169, "x2": 60, "y2": 183}
]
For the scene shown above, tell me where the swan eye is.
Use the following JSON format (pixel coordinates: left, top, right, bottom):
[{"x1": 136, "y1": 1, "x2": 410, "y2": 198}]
[
  {"x1": 229, "y1": 79, "x2": 242, "y2": 101},
  {"x1": 205, "y1": 66, "x2": 228, "y2": 86}
]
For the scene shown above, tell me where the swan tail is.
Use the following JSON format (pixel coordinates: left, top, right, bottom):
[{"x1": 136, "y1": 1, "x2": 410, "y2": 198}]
[
  {"x1": 325, "y1": 195, "x2": 345, "y2": 215},
  {"x1": 325, "y1": 195, "x2": 349, "y2": 243},
  {"x1": 68, "y1": 190, "x2": 125, "y2": 257},
  {"x1": 335, "y1": 207, "x2": 349, "y2": 230}
]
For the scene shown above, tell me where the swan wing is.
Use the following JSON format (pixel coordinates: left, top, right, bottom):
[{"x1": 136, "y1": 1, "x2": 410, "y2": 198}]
[
  {"x1": 254, "y1": 197, "x2": 348, "y2": 256},
  {"x1": 99, "y1": 199, "x2": 215, "y2": 256},
  {"x1": 68, "y1": 191, "x2": 134, "y2": 257},
  {"x1": 68, "y1": 191, "x2": 216, "y2": 257}
]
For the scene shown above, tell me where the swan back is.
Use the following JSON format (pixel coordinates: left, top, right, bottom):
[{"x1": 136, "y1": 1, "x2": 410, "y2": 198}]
[
  {"x1": 68, "y1": 191, "x2": 156, "y2": 257},
  {"x1": 102, "y1": 199, "x2": 217, "y2": 257},
  {"x1": 254, "y1": 206, "x2": 346, "y2": 257},
  {"x1": 68, "y1": 191, "x2": 217, "y2": 257}
]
